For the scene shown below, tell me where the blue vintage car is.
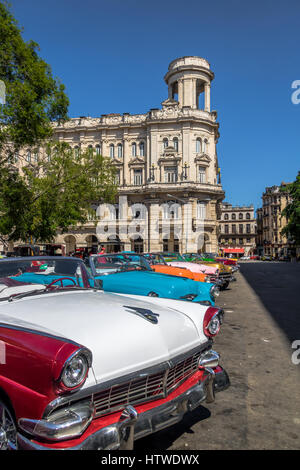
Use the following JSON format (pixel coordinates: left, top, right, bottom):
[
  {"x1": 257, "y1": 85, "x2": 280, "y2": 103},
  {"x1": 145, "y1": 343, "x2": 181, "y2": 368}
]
[{"x1": 85, "y1": 253, "x2": 219, "y2": 305}]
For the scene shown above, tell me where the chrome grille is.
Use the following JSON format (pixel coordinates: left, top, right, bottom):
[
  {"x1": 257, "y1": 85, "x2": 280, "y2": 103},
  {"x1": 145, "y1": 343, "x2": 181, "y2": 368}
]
[{"x1": 93, "y1": 348, "x2": 203, "y2": 418}]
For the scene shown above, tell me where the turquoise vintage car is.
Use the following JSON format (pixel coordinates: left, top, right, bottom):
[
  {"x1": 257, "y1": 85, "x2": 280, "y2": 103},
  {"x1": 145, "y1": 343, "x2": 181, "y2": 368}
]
[{"x1": 85, "y1": 253, "x2": 219, "y2": 305}]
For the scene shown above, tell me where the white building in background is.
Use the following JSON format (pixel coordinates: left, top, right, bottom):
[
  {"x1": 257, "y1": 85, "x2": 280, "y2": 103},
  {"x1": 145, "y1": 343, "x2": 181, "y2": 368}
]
[{"x1": 3, "y1": 56, "x2": 225, "y2": 255}]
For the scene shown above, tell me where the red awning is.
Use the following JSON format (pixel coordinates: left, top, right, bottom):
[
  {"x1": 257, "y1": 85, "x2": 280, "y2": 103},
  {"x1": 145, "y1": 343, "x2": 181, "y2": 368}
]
[{"x1": 222, "y1": 248, "x2": 245, "y2": 254}]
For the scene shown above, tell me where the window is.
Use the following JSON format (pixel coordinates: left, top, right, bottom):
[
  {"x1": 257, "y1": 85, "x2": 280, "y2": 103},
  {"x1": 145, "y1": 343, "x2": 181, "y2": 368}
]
[
  {"x1": 173, "y1": 138, "x2": 178, "y2": 152},
  {"x1": 115, "y1": 170, "x2": 120, "y2": 185},
  {"x1": 224, "y1": 213, "x2": 229, "y2": 220},
  {"x1": 239, "y1": 224, "x2": 243, "y2": 234},
  {"x1": 132, "y1": 142, "x2": 137, "y2": 157},
  {"x1": 26, "y1": 150, "x2": 31, "y2": 163},
  {"x1": 246, "y1": 224, "x2": 251, "y2": 234},
  {"x1": 133, "y1": 169, "x2": 142, "y2": 185},
  {"x1": 246, "y1": 237, "x2": 251, "y2": 243},
  {"x1": 33, "y1": 149, "x2": 39, "y2": 162},
  {"x1": 96, "y1": 144, "x2": 101, "y2": 155},
  {"x1": 198, "y1": 166, "x2": 206, "y2": 183},
  {"x1": 163, "y1": 138, "x2": 168, "y2": 149},
  {"x1": 232, "y1": 224, "x2": 236, "y2": 234},
  {"x1": 197, "y1": 201, "x2": 207, "y2": 219},
  {"x1": 164, "y1": 166, "x2": 177, "y2": 183},
  {"x1": 239, "y1": 238, "x2": 243, "y2": 245},
  {"x1": 225, "y1": 225, "x2": 229, "y2": 234},
  {"x1": 88, "y1": 145, "x2": 93, "y2": 156},
  {"x1": 239, "y1": 213, "x2": 243, "y2": 220},
  {"x1": 246, "y1": 213, "x2": 250, "y2": 220},
  {"x1": 196, "y1": 138, "x2": 202, "y2": 153},
  {"x1": 163, "y1": 201, "x2": 179, "y2": 220},
  {"x1": 109, "y1": 144, "x2": 115, "y2": 158},
  {"x1": 117, "y1": 144, "x2": 123, "y2": 158},
  {"x1": 232, "y1": 213, "x2": 236, "y2": 220},
  {"x1": 139, "y1": 142, "x2": 145, "y2": 156},
  {"x1": 203, "y1": 139, "x2": 208, "y2": 153}
]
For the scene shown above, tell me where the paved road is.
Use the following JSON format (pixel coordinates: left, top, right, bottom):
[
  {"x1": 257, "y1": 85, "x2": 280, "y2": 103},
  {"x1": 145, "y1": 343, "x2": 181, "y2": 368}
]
[{"x1": 135, "y1": 261, "x2": 300, "y2": 450}]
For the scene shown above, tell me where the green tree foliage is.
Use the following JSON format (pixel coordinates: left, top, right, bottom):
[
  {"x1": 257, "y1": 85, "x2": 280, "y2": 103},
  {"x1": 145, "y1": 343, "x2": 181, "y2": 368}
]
[
  {"x1": 0, "y1": 143, "x2": 117, "y2": 242},
  {"x1": 0, "y1": 2, "x2": 117, "y2": 243},
  {"x1": 280, "y1": 172, "x2": 300, "y2": 245},
  {"x1": 0, "y1": 1, "x2": 69, "y2": 158}
]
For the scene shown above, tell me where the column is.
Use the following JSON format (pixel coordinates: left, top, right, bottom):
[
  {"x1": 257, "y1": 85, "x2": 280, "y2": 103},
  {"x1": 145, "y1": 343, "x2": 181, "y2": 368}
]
[{"x1": 204, "y1": 82, "x2": 211, "y2": 112}]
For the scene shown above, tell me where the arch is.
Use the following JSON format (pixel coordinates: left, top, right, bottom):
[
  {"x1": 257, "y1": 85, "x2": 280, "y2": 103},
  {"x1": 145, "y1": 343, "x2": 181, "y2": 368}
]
[
  {"x1": 64, "y1": 235, "x2": 77, "y2": 255},
  {"x1": 109, "y1": 144, "x2": 115, "y2": 158},
  {"x1": 117, "y1": 143, "x2": 123, "y2": 158},
  {"x1": 85, "y1": 234, "x2": 98, "y2": 249},
  {"x1": 196, "y1": 138, "x2": 202, "y2": 153}
]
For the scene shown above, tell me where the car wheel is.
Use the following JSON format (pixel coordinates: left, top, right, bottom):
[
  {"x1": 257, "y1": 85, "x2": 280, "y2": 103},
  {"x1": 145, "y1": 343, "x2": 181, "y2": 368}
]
[
  {"x1": 220, "y1": 281, "x2": 229, "y2": 290},
  {"x1": 0, "y1": 400, "x2": 17, "y2": 450}
]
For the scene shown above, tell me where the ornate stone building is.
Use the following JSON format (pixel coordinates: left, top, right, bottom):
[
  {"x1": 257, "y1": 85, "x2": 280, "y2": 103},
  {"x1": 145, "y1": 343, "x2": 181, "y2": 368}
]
[
  {"x1": 218, "y1": 202, "x2": 257, "y2": 257},
  {"x1": 2, "y1": 56, "x2": 225, "y2": 255}
]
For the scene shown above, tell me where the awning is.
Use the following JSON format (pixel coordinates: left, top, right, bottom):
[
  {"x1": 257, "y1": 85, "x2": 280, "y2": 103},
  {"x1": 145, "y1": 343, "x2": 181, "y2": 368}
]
[{"x1": 222, "y1": 248, "x2": 245, "y2": 254}]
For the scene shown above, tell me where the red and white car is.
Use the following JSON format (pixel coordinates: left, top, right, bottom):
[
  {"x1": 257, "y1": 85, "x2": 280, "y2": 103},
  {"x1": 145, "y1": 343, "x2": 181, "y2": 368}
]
[{"x1": 0, "y1": 257, "x2": 229, "y2": 450}]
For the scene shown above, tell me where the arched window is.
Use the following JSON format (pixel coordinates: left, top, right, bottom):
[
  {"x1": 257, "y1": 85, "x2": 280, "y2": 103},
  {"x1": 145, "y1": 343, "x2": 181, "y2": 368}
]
[
  {"x1": 196, "y1": 138, "x2": 202, "y2": 153},
  {"x1": 26, "y1": 150, "x2": 31, "y2": 163},
  {"x1": 224, "y1": 213, "x2": 229, "y2": 220},
  {"x1": 88, "y1": 145, "x2": 93, "y2": 156},
  {"x1": 33, "y1": 149, "x2": 39, "y2": 162},
  {"x1": 246, "y1": 213, "x2": 250, "y2": 220},
  {"x1": 232, "y1": 213, "x2": 236, "y2": 220},
  {"x1": 117, "y1": 143, "x2": 123, "y2": 158},
  {"x1": 139, "y1": 141, "x2": 145, "y2": 156},
  {"x1": 95, "y1": 144, "x2": 101, "y2": 155},
  {"x1": 239, "y1": 213, "x2": 243, "y2": 220},
  {"x1": 132, "y1": 142, "x2": 137, "y2": 157},
  {"x1": 173, "y1": 137, "x2": 178, "y2": 152},
  {"x1": 163, "y1": 138, "x2": 168, "y2": 149},
  {"x1": 109, "y1": 144, "x2": 115, "y2": 158},
  {"x1": 203, "y1": 138, "x2": 208, "y2": 153}
]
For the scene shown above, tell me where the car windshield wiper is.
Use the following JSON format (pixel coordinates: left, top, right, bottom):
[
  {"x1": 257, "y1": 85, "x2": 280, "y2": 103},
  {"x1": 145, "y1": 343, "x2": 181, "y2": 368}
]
[{"x1": 4, "y1": 285, "x2": 89, "y2": 302}]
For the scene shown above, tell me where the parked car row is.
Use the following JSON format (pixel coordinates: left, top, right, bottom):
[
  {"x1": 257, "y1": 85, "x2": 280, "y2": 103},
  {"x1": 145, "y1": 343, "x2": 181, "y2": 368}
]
[{"x1": 0, "y1": 252, "x2": 236, "y2": 450}]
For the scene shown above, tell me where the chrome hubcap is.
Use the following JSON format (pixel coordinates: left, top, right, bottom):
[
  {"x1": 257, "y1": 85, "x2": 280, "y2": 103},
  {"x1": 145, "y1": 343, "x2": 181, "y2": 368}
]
[{"x1": 0, "y1": 403, "x2": 17, "y2": 450}]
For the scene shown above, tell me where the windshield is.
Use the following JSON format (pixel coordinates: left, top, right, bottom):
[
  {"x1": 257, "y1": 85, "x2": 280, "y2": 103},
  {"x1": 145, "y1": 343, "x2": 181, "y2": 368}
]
[
  {"x1": 143, "y1": 254, "x2": 167, "y2": 266},
  {"x1": 0, "y1": 257, "x2": 92, "y2": 300},
  {"x1": 161, "y1": 253, "x2": 185, "y2": 262},
  {"x1": 89, "y1": 254, "x2": 152, "y2": 275}
]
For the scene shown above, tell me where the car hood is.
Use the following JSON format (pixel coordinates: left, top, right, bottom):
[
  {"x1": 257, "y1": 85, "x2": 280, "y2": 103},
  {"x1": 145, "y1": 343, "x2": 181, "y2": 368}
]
[
  {"x1": 168, "y1": 261, "x2": 217, "y2": 275},
  {"x1": 0, "y1": 289, "x2": 201, "y2": 387}
]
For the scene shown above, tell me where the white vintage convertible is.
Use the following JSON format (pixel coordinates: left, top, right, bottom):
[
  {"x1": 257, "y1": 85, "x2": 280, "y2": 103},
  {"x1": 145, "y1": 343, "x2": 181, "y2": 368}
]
[{"x1": 0, "y1": 257, "x2": 229, "y2": 450}]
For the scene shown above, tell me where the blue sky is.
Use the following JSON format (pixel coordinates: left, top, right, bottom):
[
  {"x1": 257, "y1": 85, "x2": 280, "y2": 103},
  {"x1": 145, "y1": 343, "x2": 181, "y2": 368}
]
[{"x1": 8, "y1": 0, "x2": 300, "y2": 209}]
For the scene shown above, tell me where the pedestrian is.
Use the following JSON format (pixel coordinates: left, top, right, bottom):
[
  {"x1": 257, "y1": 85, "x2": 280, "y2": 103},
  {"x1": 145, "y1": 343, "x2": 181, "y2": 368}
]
[{"x1": 98, "y1": 245, "x2": 106, "y2": 255}]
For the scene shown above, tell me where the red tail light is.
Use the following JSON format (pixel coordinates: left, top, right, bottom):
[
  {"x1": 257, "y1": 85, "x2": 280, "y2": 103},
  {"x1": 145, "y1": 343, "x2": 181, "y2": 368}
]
[{"x1": 203, "y1": 307, "x2": 224, "y2": 338}]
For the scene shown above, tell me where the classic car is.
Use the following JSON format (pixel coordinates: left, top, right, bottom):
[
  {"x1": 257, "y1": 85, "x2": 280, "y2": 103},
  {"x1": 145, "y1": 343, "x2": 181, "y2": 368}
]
[
  {"x1": 0, "y1": 257, "x2": 230, "y2": 450},
  {"x1": 85, "y1": 253, "x2": 219, "y2": 305},
  {"x1": 142, "y1": 253, "x2": 214, "y2": 284},
  {"x1": 189, "y1": 258, "x2": 235, "y2": 290},
  {"x1": 154, "y1": 252, "x2": 220, "y2": 279}
]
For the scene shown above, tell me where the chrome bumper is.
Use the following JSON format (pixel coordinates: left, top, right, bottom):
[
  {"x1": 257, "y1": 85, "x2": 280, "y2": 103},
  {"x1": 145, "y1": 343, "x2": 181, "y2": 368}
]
[{"x1": 17, "y1": 368, "x2": 230, "y2": 451}]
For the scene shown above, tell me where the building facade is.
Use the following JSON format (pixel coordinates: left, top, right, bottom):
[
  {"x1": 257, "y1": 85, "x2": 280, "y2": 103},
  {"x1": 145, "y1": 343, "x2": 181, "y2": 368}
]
[
  {"x1": 218, "y1": 202, "x2": 257, "y2": 257},
  {"x1": 258, "y1": 183, "x2": 291, "y2": 258},
  {"x1": 2, "y1": 56, "x2": 225, "y2": 255}
]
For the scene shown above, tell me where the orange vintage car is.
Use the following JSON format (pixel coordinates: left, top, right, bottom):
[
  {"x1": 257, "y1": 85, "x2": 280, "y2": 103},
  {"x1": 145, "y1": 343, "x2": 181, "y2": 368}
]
[{"x1": 143, "y1": 253, "x2": 208, "y2": 283}]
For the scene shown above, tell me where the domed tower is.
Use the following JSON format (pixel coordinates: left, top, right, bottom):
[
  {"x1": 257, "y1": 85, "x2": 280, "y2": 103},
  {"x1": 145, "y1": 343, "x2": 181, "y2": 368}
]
[{"x1": 164, "y1": 56, "x2": 214, "y2": 111}]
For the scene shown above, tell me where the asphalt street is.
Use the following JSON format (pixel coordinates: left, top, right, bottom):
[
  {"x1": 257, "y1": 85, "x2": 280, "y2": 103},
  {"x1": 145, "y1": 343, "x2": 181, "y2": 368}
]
[{"x1": 135, "y1": 261, "x2": 300, "y2": 450}]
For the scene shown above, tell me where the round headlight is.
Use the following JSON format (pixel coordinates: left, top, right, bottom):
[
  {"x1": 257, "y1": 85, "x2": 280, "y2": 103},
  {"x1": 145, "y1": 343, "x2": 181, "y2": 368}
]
[
  {"x1": 210, "y1": 285, "x2": 220, "y2": 298},
  {"x1": 208, "y1": 316, "x2": 221, "y2": 335},
  {"x1": 61, "y1": 353, "x2": 89, "y2": 389}
]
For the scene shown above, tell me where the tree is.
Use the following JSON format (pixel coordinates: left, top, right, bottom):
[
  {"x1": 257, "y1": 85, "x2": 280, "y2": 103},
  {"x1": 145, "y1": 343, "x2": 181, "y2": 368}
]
[
  {"x1": 0, "y1": 2, "x2": 117, "y2": 244},
  {"x1": 0, "y1": 1, "x2": 69, "y2": 160},
  {"x1": 280, "y1": 172, "x2": 300, "y2": 246},
  {"x1": 0, "y1": 142, "x2": 117, "y2": 243}
]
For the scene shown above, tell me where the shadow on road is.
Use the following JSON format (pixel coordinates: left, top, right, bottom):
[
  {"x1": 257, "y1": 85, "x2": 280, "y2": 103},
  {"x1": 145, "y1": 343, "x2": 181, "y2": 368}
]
[
  {"x1": 134, "y1": 405, "x2": 211, "y2": 450},
  {"x1": 239, "y1": 262, "x2": 300, "y2": 343}
]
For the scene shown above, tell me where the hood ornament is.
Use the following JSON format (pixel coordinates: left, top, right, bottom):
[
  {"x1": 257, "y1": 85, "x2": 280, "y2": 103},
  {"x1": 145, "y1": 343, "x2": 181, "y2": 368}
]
[{"x1": 123, "y1": 306, "x2": 160, "y2": 324}]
